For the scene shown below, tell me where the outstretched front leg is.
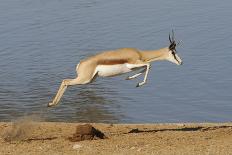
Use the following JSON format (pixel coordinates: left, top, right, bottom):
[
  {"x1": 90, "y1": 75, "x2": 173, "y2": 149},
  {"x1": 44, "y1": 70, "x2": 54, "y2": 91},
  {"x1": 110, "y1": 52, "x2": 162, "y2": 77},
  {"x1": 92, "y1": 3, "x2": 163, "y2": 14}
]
[
  {"x1": 136, "y1": 63, "x2": 150, "y2": 87},
  {"x1": 126, "y1": 62, "x2": 151, "y2": 87},
  {"x1": 125, "y1": 67, "x2": 146, "y2": 80}
]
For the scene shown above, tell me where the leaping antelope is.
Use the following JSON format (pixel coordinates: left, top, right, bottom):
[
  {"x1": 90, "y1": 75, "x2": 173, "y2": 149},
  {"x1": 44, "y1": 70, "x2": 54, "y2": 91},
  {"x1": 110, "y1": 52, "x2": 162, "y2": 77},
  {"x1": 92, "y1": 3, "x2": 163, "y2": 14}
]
[{"x1": 48, "y1": 31, "x2": 182, "y2": 107}]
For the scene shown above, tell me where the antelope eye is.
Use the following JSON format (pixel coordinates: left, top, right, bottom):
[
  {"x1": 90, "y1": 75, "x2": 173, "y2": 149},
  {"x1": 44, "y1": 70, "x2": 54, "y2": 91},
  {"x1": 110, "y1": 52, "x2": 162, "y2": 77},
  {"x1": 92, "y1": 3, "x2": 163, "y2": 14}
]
[{"x1": 172, "y1": 51, "x2": 175, "y2": 55}]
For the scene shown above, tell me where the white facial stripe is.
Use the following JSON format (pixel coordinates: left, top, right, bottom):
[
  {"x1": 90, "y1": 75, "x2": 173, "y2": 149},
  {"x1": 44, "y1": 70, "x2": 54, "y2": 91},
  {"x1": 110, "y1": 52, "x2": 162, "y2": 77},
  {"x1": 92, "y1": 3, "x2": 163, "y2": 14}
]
[
  {"x1": 175, "y1": 54, "x2": 182, "y2": 64},
  {"x1": 167, "y1": 51, "x2": 182, "y2": 65}
]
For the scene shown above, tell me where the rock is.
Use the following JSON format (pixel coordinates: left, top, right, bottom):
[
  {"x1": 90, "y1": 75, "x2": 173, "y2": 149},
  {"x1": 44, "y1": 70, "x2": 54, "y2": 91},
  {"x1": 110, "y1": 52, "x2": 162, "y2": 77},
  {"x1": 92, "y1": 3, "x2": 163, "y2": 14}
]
[
  {"x1": 73, "y1": 144, "x2": 82, "y2": 150},
  {"x1": 128, "y1": 128, "x2": 140, "y2": 133},
  {"x1": 68, "y1": 124, "x2": 107, "y2": 142}
]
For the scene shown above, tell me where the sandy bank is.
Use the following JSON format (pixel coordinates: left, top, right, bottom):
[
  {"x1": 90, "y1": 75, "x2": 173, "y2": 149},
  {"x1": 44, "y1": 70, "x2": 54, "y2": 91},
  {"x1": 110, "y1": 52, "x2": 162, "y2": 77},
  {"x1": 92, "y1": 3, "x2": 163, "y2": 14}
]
[{"x1": 0, "y1": 122, "x2": 232, "y2": 155}]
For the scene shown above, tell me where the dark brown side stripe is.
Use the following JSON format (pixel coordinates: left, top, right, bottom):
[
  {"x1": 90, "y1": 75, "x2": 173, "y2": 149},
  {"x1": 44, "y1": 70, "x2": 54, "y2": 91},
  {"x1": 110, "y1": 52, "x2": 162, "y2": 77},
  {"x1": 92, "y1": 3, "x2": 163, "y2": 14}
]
[{"x1": 98, "y1": 59, "x2": 129, "y2": 65}]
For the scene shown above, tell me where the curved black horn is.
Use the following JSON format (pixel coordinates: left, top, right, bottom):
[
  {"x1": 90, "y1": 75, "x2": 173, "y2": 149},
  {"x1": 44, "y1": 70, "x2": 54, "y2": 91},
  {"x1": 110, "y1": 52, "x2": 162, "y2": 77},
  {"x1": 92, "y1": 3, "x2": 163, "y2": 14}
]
[
  {"x1": 169, "y1": 33, "x2": 172, "y2": 43},
  {"x1": 172, "y1": 30, "x2": 175, "y2": 42}
]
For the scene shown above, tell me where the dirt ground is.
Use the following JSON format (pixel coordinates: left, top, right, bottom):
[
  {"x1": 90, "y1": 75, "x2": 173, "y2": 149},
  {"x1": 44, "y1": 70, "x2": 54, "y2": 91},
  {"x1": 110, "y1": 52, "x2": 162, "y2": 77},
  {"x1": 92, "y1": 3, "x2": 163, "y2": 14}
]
[{"x1": 0, "y1": 121, "x2": 232, "y2": 155}]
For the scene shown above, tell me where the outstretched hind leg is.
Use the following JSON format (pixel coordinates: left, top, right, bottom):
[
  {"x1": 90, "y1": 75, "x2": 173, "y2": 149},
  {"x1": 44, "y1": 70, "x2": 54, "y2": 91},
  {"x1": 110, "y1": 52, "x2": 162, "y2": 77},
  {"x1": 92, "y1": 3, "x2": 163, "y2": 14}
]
[
  {"x1": 48, "y1": 77, "x2": 89, "y2": 107},
  {"x1": 48, "y1": 63, "x2": 97, "y2": 107}
]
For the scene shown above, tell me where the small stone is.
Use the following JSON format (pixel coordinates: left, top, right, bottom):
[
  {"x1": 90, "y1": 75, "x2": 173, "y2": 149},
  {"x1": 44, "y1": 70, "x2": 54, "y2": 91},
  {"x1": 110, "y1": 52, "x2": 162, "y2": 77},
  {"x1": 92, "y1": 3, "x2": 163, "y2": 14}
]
[
  {"x1": 130, "y1": 146, "x2": 136, "y2": 150},
  {"x1": 73, "y1": 144, "x2": 82, "y2": 150}
]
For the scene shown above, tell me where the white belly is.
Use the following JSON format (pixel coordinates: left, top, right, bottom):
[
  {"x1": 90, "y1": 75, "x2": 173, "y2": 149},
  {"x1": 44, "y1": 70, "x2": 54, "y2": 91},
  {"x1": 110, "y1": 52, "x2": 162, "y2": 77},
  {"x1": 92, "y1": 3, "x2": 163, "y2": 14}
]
[{"x1": 96, "y1": 64, "x2": 132, "y2": 77}]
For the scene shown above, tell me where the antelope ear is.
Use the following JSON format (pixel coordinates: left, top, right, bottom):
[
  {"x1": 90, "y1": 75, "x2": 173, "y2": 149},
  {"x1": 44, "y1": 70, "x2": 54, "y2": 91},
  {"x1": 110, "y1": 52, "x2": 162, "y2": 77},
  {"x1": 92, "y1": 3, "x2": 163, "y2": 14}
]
[{"x1": 169, "y1": 42, "x2": 175, "y2": 50}]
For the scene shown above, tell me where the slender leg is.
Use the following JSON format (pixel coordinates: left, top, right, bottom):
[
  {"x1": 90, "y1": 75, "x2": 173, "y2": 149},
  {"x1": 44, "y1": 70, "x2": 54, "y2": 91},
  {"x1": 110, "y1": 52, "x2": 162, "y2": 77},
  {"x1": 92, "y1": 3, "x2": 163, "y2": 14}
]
[
  {"x1": 136, "y1": 63, "x2": 150, "y2": 87},
  {"x1": 48, "y1": 61, "x2": 98, "y2": 107},
  {"x1": 125, "y1": 68, "x2": 146, "y2": 80},
  {"x1": 48, "y1": 78, "x2": 90, "y2": 107},
  {"x1": 51, "y1": 79, "x2": 67, "y2": 106},
  {"x1": 126, "y1": 62, "x2": 151, "y2": 87}
]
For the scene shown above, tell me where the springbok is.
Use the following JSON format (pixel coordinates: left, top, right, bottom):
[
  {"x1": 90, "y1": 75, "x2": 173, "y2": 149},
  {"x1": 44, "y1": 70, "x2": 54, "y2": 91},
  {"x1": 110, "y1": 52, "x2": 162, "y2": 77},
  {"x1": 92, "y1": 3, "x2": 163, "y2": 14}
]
[{"x1": 48, "y1": 31, "x2": 182, "y2": 107}]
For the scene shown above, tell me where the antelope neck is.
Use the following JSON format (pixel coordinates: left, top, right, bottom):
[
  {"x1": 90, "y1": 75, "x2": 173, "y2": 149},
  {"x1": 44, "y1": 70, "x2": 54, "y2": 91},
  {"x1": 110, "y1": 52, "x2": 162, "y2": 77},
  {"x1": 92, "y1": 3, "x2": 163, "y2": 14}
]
[{"x1": 140, "y1": 47, "x2": 169, "y2": 62}]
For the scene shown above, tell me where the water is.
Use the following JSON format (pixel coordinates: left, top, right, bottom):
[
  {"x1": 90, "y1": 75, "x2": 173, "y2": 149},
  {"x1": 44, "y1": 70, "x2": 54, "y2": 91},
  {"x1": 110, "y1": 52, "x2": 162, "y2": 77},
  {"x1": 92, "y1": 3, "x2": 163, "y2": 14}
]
[{"x1": 0, "y1": 0, "x2": 232, "y2": 123}]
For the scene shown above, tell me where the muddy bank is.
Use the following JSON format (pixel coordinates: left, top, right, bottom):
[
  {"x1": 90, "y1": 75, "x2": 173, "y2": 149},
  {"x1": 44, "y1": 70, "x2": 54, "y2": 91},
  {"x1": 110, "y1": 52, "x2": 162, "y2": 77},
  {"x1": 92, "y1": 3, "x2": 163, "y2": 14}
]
[{"x1": 0, "y1": 122, "x2": 232, "y2": 155}]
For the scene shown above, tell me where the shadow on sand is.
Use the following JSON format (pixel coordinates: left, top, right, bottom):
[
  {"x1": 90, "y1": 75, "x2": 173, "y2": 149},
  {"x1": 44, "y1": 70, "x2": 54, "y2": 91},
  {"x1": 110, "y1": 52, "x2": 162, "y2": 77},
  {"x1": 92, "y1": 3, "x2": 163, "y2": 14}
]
[{"x1": 128, "y1": 125, "x2": 232, "y2": 134}]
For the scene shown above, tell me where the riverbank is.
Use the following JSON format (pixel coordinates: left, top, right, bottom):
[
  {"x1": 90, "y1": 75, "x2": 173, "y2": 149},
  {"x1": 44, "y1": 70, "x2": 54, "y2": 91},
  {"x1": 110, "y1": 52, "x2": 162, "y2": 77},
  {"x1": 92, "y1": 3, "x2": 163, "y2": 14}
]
[{"x1": 0, "y1": 122, "x2": 231, "y2": 155}]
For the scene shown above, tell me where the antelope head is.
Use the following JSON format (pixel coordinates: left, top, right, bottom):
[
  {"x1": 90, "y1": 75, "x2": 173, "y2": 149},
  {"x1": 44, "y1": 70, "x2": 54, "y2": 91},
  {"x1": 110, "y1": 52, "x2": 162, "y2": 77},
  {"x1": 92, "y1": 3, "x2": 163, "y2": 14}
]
[{"x1": 166, "y1": 30, "x2": 183, "y2": 65}]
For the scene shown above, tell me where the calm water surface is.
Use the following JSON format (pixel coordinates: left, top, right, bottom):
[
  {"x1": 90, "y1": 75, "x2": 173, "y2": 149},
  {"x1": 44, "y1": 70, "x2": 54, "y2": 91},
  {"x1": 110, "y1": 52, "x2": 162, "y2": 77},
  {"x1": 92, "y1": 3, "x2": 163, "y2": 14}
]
[{"x1": 0, "y1": 0, "x2": 232, "y2": 123}]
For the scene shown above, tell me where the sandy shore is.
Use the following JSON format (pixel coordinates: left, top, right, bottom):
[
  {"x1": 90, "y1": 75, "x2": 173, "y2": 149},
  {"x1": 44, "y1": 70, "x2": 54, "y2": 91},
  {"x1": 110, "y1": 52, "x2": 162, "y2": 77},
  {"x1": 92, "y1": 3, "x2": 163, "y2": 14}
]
[{"x1": 0, "y1": 121, "x2": 232, "y2": 155}]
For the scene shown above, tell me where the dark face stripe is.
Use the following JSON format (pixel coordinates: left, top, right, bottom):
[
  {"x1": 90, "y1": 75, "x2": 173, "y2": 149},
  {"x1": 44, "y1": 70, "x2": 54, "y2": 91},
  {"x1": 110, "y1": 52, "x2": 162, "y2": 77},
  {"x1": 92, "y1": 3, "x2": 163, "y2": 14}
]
[{"x1": 172, "y1": 51, "x2": 180, "y2": 64}]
